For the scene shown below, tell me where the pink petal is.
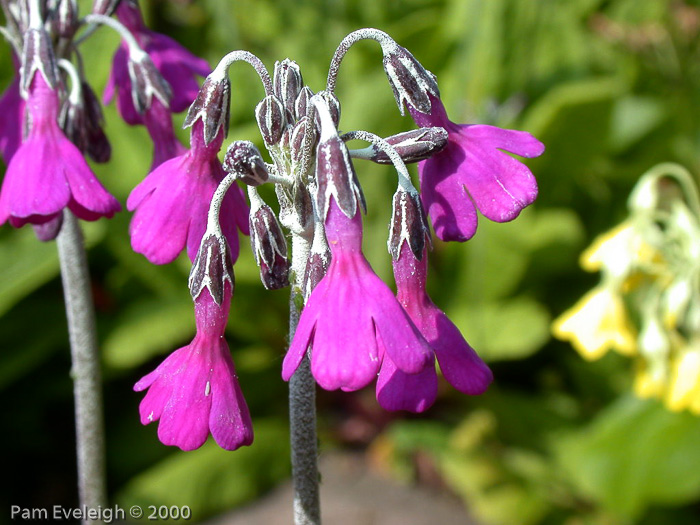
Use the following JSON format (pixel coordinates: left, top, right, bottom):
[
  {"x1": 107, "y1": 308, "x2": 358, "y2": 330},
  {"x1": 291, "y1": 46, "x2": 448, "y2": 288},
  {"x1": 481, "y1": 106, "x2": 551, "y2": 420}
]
[
  {"x1": 0, "y1": 135, "x2": 71, "y2": 225},
  {"x1": 419, "y1": 149, "x2": 478, "y2": 242},
  {"x1": 208, "y1": 343, "x2": 254, "y2": 450},
  {"x1": 376, "y1": 353, "x2": 437, "y2": 413},
  {"x1": 453, "y1": 125, "x2": 539, "y2": 223}
]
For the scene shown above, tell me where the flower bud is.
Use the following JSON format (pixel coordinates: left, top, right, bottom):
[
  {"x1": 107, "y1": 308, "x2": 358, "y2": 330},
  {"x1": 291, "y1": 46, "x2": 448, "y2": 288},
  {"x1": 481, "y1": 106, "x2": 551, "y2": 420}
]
[
  {"x1": 21, "y1": 28, "x2": 58, "y2": 95},
  {"x1": 295, "y1": 86, "x2": 313, "y2": 120},
  {"x1": 370, "y1": 127, "x2": 447, "y2": 164},
  {"x1": 183, "y1": 72, "x2": 231, "y2": 145},
  {"x1": 388, "y1": 187, "x2": 431, "y2": 260},
  {"x1": 303, "y1": 225, "x2": 331, "y2": 300},
  {"x1": 127, "y1": 50, "x2": 172, "y2": 114},
  {"x1": 250, "y1": 201, "x2": 290, "y2": 290},
  {"x1": 51, "y1": 0, "x2": 79, "y2": 39},
  {"x1": 290, "y1": 116, "x2": 317, "y2": 170},
  {"x1": 255, "y1": 94, "x2": 286, "y2": 147},
  {"x1": 273, "y1": 59, "x2": 303, "y2": 123},
  {"x1": 222, "y1": 140, "x2": 269, "y2": 186},
  {"x1": 313, "y1": 90, "x2": 341, "y2": 130},
  {"x1": 314, "y1": 97, "x2": 364, "y2": 219},
  {"x1": 381, "y1": 42, "x2": 439, "y2": 115},
  {"x1": 189, "y1": 232, "x2": 234, "y2": 305},
  {"x1": 60, "y1": 82, "x2": 112, "y2": 163}
]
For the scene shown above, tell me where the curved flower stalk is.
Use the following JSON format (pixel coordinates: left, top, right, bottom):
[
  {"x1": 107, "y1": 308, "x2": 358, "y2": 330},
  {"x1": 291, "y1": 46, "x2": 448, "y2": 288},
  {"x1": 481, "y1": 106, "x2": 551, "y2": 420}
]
[
  {"x1": 135, "y1": 281, "x2": 253, "y2": 451},
  {"x1": 127, "y1": 120, "x2": 249, "y2": 264}
]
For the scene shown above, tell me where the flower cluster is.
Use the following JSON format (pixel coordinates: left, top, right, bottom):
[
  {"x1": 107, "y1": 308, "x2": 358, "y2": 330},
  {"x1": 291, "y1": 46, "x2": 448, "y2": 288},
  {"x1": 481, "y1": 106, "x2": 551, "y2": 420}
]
[
  {"x1": 128, "y1": 28, "x2": 544, "y2": 451},
  {"x1": 553, "y1": 163, "x2": 700, "y2": 414}
]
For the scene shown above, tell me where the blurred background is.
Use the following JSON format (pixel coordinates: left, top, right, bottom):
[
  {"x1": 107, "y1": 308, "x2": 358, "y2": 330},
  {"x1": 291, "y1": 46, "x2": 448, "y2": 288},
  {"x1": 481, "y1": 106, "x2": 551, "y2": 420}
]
[{"x1": 3, "y1": 0, "x2": 700, "y2": 523}]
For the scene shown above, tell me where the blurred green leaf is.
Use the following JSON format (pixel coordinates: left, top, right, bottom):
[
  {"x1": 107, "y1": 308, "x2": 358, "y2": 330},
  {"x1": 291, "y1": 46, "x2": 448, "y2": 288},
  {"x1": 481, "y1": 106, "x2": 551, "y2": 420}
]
[
  {"x1": 117, "y1": 419, "x2": 290, "y2": 519},
  {"x1": 452, "y1": 296, "x2": 551, "y2": 361},
  {"x1": 103, "y1": 296, "x2": 194, "y2": 369},
  {"x1": 0, "y1": 221, "x2": 105, "y2": 316},
  {"x1": 554, "y1": 396, "x2": 700, "y2": 519}
]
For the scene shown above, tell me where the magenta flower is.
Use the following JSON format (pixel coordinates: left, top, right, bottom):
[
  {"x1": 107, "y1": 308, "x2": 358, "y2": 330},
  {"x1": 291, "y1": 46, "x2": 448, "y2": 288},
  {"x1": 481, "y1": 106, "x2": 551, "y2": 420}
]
[
  {"x1": 103, "y1": 1, "x2": 210, "y2": 125},
  {"x1": 0, "y1": 74, "x2": 120, "y2": 227},
  {"x1": 143, "y1": 98, "x2": 187, "y2": 170},
  {"x1": 377, "y1": 243, "x2": 493, "y2": 412},
  {"x1": 127, "y1": 121, "x2": 249, "y2": 264},
  {"x1": 409, "y1": 95, "x2": 544, "y2": 242},
  {"x1": 134, "y1": 283, "x2": 253, "y2": 451},
  {"x1": 282, "y1": 199, "x2": 433, "y2": 391},
  {"x1": 0, "y1": 61, "x2": 24, "y2": 163}
]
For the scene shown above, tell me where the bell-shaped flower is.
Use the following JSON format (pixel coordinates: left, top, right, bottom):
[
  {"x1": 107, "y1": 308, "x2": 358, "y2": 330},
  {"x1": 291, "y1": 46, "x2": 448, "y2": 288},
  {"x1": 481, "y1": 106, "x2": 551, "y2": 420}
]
[
  {"x1": 103, "y1": 0, "x2": 210, "y2": 125},
  {"x1": 552, "y1": 284, "x2": 637, "y2": 361},
  {"x1": 376, "y1": 189, "x2": 492, "y2": 412},
  {"x1": 0, "y1": 74, "x2": 120, "y2": 227},
  {"x1": 665, "y1": 338, "x2": 700, "y2": 414},
  {"x1": 127, "y1": 121, "x2": 249, "y2": 264},
  {"x1": 282, "y1": 198, "x2": 433, "y2": 391},
  {"x1": 377, "y1": 243, "x2": 493, "y2": 412},
  {"x1": 409, "y1": 95, "x2": 544, "y2": 242},
  {"x1": 134, "y1": 282, "x2": 253, "y2": 451}
]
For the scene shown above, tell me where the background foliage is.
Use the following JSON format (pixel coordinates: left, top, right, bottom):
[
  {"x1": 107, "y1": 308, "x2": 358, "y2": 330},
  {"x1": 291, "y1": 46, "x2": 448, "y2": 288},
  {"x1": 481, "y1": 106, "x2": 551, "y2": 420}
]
[{"x1": 2, "y1": 0, "x2": 700, "y2": 523}]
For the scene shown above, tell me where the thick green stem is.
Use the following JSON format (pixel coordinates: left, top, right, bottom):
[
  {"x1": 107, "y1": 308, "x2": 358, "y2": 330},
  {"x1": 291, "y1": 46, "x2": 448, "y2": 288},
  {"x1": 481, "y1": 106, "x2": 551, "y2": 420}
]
[
  {"x1": 288, "y1": 233, "x2": 321, "y2": 525},
  {"x1": 56, "y1": 211, "x2": 107, "y2": 524}
]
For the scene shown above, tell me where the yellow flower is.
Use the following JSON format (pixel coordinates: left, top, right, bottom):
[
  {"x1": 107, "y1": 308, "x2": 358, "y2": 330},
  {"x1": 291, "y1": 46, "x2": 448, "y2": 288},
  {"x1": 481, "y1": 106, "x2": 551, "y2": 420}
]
[
  {"x1": 665, "y1": 342, "x2": 700, "y2": 414},
  {"x1": 581, "y1": 221, "x2": 666, "y2": 285},
  {"x1": 552, "y1": 285, "x2": 637, "y2": 360}
]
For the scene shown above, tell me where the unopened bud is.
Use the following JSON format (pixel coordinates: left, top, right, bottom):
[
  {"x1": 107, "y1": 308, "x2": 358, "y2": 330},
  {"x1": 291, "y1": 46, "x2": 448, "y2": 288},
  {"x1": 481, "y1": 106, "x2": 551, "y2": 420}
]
[
  {"x1": 295, "y1": 86, "x2": 313, "y2": 120},
  {"x1": 388, "y1": 187, "x2": 431, "y2": 260},
  {"x1": 52, "y1": 0, "x2": 79, "y2": 39},
  {"x1": 127, "y1": 50, "x2": 172, "y2": 114},
  {"x1": 189, "y1": 232, "x2": 234, "y2": 305},
  {"x1": 183, "y1": 72, "x2": 231, "y2": 145},
  {"x1": 314, "y1": 96, "x2": 364, "y2": 219},
  {"x1": 222, "y1": 141, "x2": 269, "y2": 186},
  {"x1": 313, "y1": 90, "x2": 340, "y2": 130},
  {"x1": 290, "y1": 116, "x2": 317, "y2": 169},
  {"x1": 273, "y1": 59, "x2": 303, "y2": 123},
  {"x1": 381, "y1": 42, "x2": 439, "y2": 115},
  {"x1": 21, "y1": 28, "x2": 58, "y2": 95},
  {"x1": 250, "y1": 202, "x2": 289, "y2": 290},
  {"x1": 255, "y1": 94, "x2": 286, "y2": 147},
  {"x1": 60, "y1": 82, "x2": 111, "y2": 163},
  {"x1": 371, "y1": 127, "x2": 447, "y2": 164}
]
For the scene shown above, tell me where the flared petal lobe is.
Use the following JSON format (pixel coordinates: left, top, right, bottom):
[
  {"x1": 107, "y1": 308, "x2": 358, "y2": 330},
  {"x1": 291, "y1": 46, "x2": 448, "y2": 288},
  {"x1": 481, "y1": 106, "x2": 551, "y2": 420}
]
[{"x1": 410, "y1": 95, "x2": 544, "y2": 241}]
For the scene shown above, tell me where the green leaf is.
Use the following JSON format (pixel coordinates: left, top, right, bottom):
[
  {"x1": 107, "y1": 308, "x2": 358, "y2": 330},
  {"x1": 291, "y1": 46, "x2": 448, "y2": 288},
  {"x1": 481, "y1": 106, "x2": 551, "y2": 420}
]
[
  {"x1": 103, "y1": 295, "x2": 194, "y2": 369},
  {"x1": 0, "y1": 221, "x2": 106, "y2": 316},
  {"x1": 116, "y1": 419, "x2": 290, "y2": 519},
  {"x1": 554, "y1": 396, "x2": 700, "y2": 519},
  {"x1": 451, "y1": 296, "x2": 551, "y2": 361}
]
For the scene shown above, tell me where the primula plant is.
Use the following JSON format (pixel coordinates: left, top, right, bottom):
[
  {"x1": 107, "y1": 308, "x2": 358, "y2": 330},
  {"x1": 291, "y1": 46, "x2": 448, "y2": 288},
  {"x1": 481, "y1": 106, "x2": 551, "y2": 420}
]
[
  {"x1": 0, "y1": 2, "x2": 544, "y2": 523},
  {"x1": 554, "y1": 163, "x2": 700, "y2": 416}
]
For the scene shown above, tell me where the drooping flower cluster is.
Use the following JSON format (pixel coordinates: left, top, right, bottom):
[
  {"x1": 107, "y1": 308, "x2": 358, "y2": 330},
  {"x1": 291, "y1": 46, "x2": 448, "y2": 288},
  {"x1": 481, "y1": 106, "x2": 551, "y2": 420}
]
[
  {"x1": 553, "y1": 163, "x2": 700, "y2": 414},
  {"x1": 130, "y1": 26, "x2": 544, "y2": 452}
]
